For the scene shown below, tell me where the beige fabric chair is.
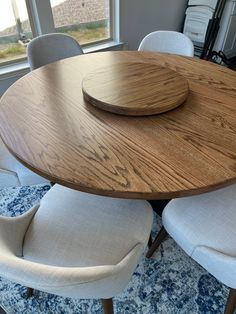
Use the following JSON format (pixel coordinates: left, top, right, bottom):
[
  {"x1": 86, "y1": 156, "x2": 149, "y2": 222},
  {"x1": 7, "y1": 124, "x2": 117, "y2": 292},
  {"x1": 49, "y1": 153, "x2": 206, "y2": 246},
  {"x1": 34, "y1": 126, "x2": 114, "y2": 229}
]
[
  {"x1": 138, "y1": 29, "x2": 194, "y2": 254},
  {"x1": 147, "y1": 184, "x2": 236, "y2": 314},
  {"x1": 138, "y1": 30, "x2": 194, "y2": 57},
  {"x1": 0, "y1": 184, "x2": 153, "y2": 314},
  {"x1": 27, "y1": 33, "x2": 83, "y2": 70}
]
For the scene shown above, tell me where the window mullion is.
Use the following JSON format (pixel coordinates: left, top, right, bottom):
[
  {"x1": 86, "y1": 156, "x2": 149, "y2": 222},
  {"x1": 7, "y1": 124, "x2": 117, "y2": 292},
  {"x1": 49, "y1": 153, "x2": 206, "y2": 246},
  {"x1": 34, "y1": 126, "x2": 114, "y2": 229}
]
[
  {"x1": 25, "y1": 0, "x2": 55, "y2": 36},
  {"x1": 113, "y1": 0, "x2": 120, "y2": 42}
]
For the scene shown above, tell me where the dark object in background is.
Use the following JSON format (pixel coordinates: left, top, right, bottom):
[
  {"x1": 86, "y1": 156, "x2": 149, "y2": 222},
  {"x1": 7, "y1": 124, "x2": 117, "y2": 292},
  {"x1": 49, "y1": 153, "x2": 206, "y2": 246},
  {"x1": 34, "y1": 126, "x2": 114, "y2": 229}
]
[
  {"x1": 148, "y1": 199, "x2": 171, "y2": 217},
  {"x1": 229, "y1": 56, "x2": 236, "y2": 71},
  {"x1": 200, "y1": 0, "x2": 227, "y2": 60},
  {"x1": 0, "y1": 306, "x2": 7, "y2": 314},
  {"x1": 209, "y1": 50, "x2": 236, "y2": 70}
]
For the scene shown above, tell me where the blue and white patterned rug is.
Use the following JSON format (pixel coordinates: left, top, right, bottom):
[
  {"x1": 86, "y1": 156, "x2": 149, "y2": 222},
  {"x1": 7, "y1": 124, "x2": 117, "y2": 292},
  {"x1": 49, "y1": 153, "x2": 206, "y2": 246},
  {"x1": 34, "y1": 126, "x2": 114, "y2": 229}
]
[{"x1": 0, "y1": 184, "x2": 229, "y2": 314}]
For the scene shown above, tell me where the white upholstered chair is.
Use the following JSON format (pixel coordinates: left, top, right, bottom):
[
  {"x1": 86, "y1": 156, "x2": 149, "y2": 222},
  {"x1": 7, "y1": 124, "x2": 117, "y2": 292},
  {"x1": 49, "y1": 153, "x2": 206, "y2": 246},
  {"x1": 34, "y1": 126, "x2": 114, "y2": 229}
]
[
  {"x1": 27, "y1": 33, "x2": 83, "y2": 70},
  {"x1": 0, "y1": 184, "x2": 153, "y2": 314},
  {"x1": 140, "y1": 29, "x2": 194, "y2": 266},
  {"x1": 147, "y1": 184, "x2": 236, "y2": 314},
  {"x1": 138, "y1": 30, "x2": 194, "y2": 57}
]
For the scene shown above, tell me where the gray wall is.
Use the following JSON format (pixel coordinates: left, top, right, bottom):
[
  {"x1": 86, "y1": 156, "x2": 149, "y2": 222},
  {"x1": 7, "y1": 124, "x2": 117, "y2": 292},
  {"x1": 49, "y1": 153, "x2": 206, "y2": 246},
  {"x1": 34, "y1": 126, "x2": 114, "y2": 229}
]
[{"x1": 120, "y1": 0, "x2": 188, "y2": 50}]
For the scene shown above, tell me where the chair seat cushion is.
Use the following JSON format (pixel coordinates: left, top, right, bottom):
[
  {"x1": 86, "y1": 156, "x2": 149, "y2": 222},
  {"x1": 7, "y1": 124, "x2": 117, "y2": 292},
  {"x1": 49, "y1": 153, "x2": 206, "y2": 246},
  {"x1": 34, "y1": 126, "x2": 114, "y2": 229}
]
[
  {"x1": 23, "y1": 185, "x2": 153, "y2": 268},
  {"x1": 163, "y1": 184, "x2": 236, "y2": 257}
]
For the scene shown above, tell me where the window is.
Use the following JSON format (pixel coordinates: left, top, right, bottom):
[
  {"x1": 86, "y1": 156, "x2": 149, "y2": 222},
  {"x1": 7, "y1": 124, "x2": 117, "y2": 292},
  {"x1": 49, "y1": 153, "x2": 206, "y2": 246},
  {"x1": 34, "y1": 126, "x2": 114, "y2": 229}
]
[
  {"x1": 50, "y1": 0, "x2": 112, "y2": 45},
  {"x1": 0, "y1": 0, "x2": 115, "y2": 66},
  {"x1": 0, "y1": 0, "x2": 32, "y2": 64}
]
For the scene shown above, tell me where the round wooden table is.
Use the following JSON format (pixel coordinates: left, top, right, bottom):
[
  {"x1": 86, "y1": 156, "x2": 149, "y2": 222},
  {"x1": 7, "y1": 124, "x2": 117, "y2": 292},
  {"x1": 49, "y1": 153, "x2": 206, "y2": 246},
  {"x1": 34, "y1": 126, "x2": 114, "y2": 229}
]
[{"x1": 0, "y1": 51, "x2": 236, "y2": 200}]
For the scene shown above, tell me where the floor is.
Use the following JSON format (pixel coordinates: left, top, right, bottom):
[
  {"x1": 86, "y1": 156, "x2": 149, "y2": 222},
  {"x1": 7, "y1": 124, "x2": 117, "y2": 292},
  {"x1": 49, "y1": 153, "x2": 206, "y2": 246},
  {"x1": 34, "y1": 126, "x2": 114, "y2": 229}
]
[{"x1": 0, "y1": 138, "x2": 48, "y2": 187}]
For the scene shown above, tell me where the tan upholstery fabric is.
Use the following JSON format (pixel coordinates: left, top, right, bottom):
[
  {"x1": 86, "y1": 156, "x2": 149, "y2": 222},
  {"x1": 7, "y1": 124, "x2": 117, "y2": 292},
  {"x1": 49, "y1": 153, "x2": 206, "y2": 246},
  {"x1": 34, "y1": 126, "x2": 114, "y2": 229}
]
[
  {"x1": 0, "y1": 185, "x2": 153, "y2": 299},
  {"x1": 163, "y1": 184, "x2": 236, "y2": 288}
]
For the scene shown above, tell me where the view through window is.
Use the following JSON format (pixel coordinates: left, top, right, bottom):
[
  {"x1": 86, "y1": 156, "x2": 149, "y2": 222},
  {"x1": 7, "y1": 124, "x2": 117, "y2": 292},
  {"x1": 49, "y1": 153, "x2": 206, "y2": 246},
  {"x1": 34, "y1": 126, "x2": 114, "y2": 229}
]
[
  {"x1": 0, "y1": 0, "x2": 32, "y2": 64},
  {"x1": 50, "y1": 0, "x2": 111, "y2": 45},
  {"x1": 0, "y1": 0, "x2": 112, "y2": 65}
]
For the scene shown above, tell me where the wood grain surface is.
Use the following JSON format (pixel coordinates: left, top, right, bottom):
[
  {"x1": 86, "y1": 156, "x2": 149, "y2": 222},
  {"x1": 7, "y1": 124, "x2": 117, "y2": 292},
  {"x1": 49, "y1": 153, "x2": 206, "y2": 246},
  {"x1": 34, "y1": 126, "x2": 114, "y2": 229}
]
[
  {"x1": 82, "y1": 62, "x2": 189, "y2": 115},
  {"x1": 0, "y1": 51, "x2": 236, "y2": 199}
]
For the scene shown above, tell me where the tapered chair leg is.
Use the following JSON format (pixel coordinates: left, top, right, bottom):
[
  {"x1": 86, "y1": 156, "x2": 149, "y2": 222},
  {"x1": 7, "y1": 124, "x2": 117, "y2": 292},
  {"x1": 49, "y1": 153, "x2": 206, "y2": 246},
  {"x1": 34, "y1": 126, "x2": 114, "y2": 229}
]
[
  {"x1": 224, "y1": 288, "x2": 236, "y2": 314},
  {"x1": 27, "y1": 287, "x2": 34, "y2": 298},
  {"x1": 101, "y1": 298, "x2": 114, "y2": 314},
  {"x1": 148, "y1": 234, "x2": 153, "y2": 248},
  {"x1": 146, "y1": 226, "x2": 168, "y2": 258}
]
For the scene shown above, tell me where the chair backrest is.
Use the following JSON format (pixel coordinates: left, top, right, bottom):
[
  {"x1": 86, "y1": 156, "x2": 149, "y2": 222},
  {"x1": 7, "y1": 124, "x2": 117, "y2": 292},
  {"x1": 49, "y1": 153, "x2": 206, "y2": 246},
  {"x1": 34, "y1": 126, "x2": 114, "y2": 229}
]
[
  {"x1": 27, "y1": 33, "x2": 83, "y2": 70},
  {"x1": 138, "y1": 30, "x2": 194, "y2": 57}
]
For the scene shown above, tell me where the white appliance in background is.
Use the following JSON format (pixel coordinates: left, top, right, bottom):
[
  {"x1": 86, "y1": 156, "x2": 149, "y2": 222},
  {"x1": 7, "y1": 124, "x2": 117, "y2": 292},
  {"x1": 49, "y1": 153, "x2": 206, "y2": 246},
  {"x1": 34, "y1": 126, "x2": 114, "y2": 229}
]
[
  {"x1": 187, "y1": 0, "x2": 218, "y2": 7},
  {"x1": 184, "y1": 6, "x2": 215, "y2": 43},
  {"x1": 183, "y1": 0, "x2": 217, "y2": 44},
  {"x1": 184, "y1": 0, "x2": 236, "y2": 58}
]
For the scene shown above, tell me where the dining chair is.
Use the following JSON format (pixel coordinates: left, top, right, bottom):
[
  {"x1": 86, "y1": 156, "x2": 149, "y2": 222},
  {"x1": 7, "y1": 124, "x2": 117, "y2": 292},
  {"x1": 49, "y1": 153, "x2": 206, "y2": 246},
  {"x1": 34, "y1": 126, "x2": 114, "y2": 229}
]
[
  {"x1": 146, "y1": 184, "x2": 236, "y2": 314},
  {"x1": 27, "y1": 33, "x2": 83, "y2": 70},
  {"x1": 138, "y1": 30, "x2": 194, "y2": 57},
  {"x1": 0, "y1": 184, "x2": 153, "y2": 314},
  {"x1": 139, "y1": 30, "x2": 193, "y2": 247}
]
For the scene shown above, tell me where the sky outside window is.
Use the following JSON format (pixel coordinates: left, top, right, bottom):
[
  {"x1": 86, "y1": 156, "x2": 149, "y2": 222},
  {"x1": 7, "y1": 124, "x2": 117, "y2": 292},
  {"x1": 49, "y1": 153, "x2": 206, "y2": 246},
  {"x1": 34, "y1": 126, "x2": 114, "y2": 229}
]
[
  {"x1": 0, "y1": 1, "x2": 28, "y2": 32},
  {"x1": 0, "y1": 0, "x2": 65, "y2": 32}
]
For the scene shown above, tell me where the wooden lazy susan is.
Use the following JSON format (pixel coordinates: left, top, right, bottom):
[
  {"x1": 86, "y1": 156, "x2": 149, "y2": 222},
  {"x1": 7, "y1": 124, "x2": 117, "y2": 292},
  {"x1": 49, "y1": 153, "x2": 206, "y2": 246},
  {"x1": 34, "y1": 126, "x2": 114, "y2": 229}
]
[{"x1": 82, "y1": 62, "x2": 189, "y2": 116}]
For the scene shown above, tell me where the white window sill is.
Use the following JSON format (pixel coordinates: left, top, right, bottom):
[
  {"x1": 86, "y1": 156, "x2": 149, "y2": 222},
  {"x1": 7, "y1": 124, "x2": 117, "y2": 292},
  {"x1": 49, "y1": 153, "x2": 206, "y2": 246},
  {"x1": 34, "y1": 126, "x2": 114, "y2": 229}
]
[
  {"x1": 83, "y1": 40, "x2": 125, "y2": 53},
  {"x1": 0, "y1": 41, "x2": 125, "y2": 81},
  {"x1": 0, "y1": 62, "x2": 30, "y2": 80}
]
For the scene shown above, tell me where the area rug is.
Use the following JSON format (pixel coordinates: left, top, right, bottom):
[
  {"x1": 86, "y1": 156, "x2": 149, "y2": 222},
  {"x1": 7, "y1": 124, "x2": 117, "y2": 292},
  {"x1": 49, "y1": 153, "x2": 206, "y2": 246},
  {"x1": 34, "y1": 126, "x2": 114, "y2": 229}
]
[{"x1": 0, "y1": 184, "x2": 229, "y2": 314}]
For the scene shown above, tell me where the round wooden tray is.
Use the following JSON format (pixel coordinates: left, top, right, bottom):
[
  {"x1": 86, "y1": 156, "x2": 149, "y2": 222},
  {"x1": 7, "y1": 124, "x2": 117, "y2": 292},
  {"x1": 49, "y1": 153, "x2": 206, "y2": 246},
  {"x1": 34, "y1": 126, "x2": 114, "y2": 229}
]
[{"x1": 82, "y1": 62, "x2": 189, "y2": 116}]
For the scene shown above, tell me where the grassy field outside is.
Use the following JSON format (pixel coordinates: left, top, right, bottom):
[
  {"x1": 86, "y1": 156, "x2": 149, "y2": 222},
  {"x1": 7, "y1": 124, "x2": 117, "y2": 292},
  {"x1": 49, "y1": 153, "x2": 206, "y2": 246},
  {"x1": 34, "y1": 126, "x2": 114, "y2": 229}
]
[
  {"x1": 66, "y1": 26, "x2": 109, "y2": 45},
  {"x1": 0, "y1": 43, "x2": 26, "y2": 61},
  {"x1": 57, "y1": 20, "x2": 110, "y2": 44}
]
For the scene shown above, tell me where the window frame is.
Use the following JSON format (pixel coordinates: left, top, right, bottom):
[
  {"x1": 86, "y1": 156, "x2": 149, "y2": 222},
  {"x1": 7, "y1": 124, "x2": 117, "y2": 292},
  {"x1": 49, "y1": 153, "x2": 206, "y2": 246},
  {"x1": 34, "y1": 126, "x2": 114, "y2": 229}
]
[{"x1": 0, "y1": 0, "x2": 118, "y2": 67}]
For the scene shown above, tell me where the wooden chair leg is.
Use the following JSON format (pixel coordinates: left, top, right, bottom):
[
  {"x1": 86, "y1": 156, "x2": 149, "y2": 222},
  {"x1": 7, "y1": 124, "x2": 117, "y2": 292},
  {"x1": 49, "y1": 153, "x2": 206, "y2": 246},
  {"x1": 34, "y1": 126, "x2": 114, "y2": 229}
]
[
  {"x1": 101, "y1": 298, "x2": 114, "y2": 314},
  {"x1": 0, "y1": 305, "x2": 7, "y2": 314},
  {"x1": 224, "y1": 288, "x2": 236, "y2": 314},
  {"x1": 146, "y1": 226, "x2": 168, "y2": 258},
  {"x1": 148, "y1": 234, "x2": 153, "y2": 248},
  {"x1": 27, "y1": 287, "x2": 34, "y2": 298}
]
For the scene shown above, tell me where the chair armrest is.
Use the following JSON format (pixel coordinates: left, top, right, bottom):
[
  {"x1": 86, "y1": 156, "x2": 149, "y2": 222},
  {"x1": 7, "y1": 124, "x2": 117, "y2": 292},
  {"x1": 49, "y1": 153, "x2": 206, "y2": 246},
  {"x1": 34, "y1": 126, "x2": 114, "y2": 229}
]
[
  {"x1": 0, "y1": 204, "x2": 39, "y2": 256},
  {"x1": 0, "y1": 242, "x2": 144, "y2": 299}
]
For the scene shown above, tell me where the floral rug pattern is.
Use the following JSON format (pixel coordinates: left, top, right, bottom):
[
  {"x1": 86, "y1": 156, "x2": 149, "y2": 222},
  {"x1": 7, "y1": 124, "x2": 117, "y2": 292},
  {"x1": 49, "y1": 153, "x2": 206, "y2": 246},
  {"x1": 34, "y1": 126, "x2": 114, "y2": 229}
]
[{"x1": 0, "y1": 185, "x2": 229, "y2": 314}]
